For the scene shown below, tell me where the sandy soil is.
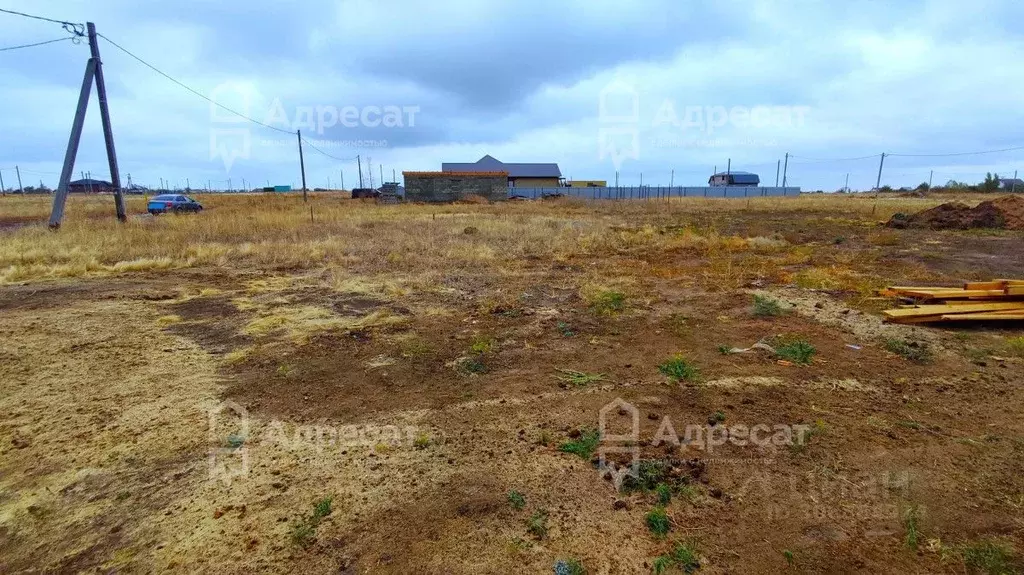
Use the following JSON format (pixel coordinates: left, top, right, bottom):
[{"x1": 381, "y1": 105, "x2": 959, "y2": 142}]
[{"x1": 1, "y1": 201, "x2": 1022, "y2": 574}]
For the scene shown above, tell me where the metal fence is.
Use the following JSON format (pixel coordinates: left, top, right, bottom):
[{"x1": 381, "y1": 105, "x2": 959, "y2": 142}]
[{"x1": 508, "y1": 186, "x2": 800, "y2": 200}]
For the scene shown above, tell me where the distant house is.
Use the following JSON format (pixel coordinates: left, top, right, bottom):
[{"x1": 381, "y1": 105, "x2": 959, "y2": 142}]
[
  {"x1": 999, "y1": 178, "x2": 1024, "y2": 191},
  {"x1": 442, "y1": 155, "x2": 562, "y2": 188},
  {"x1": 708, "y1": 171, "x2": 760, "y2": 187},
  {"x1": 68, "y1": 178, "x2": 114, "y2": 194}
]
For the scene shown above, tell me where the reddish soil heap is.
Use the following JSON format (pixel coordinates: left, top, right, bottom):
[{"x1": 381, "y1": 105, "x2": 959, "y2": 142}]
[{"x1": 888, "y1": 195, "x2": 1024, "y2": 230}]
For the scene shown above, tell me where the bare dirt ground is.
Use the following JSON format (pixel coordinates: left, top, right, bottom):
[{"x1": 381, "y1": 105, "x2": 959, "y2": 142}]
[{"x1": 1, "y1": 194, "x2": 1022, "y2": 574}]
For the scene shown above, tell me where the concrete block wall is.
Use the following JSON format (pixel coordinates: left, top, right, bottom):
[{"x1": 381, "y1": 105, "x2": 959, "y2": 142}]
[{"x1": 403, "y1": 172, "x2": 508, "y2": 202}]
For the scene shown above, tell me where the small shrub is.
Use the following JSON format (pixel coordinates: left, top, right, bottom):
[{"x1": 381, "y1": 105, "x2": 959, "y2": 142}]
[
  {"x1": 507, "y1": 490, "x2": 526, "y2": 510},
  {"x1": 312, "y1": 497, "x2": 332, "y2": 520},
  {"x1": 653, "y1": 539, "x2": 700, "y2": 574},
  {"x1": 709, "y1": 411, "x2": 726, "y2": 425},
  {"x1": 289, "y1": 496, "x2": 333, "y2": 547},
  {"x1": 555, "y1": 369, "x2": 606, "y2": 387},
  {"x1": 961, "y1": 539, "x2": 1016, "y2": 574},
  {"x1": 655, "y1": 483, "x2": 672, "y2": 506},
  {"x1": 527, "y1": 509, "x2": 549, "y2": 539},
  {"x1": 717, "y1": 344, "x2": 732, "y2": 355},
  {"x1": 458, "y1": 357, "x2": 487, "y2": 374},
  {"x1": 590, "y1": 290, "x2": 626, "y2": 315},
  {"x1": 753, "y1": 294, "x2": 784, "y2": 317},
  {"x1": 658, "y1": 355, "x2": 699, "y2": 382},
  {"x1": 782, "y1": 549, "x2": 794, "y2": 566},
  {"x1": 413, "y1": 433, "x2": 431, "y2": 449},
  {"x1": 903, "y1": 504, "x2": 920, "y2": 550},
  {"x1": 1005, "y1": 336, "x2": 1024, "y2": 357},
  {"x1": 557, "y1": 321, "x2": 576, "y2": 337},
  {"x1": 553, "y1": 558, "x2": 586, "y2": 575},
  {"x1": 621, "y1": 460, "x2": 671, "y2": 493},
  {"x1": 289, "y1": 521, "x2": 316, "y2": 547},
  {"x1": 775, "y1": 340, "x2": 816, "y2": 365},
  {"x1": 470, "y1": 336, "x2": 494, "y2": 355},
  {"x1": 645, "y1": 506, "x2": 671, "y2": 538},
  {"x1": 884, "y1": 338, "x2": 932, "y2": 363},
  {"x1": 559, "y1": 428, "x2": 601, "y2": 459}
]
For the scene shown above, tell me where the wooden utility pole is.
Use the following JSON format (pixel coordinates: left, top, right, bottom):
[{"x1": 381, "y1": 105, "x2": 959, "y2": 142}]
[
  {"x1": 49, "y1": 22, "x2": 125, "y2": 228},
  {"x1": 781, "y1": 153, "x2": 789, "y2": 188},
  {"x1": 297, "y1": 130, "x2": 307, "y2": 201},
  {"x1": 88, "y1": 22, "x2": 125, "y2": 221},
  {"x1": 15, "y1": 166, "x2": 23, "y2": 194},
  {"x1": 379, "y1": 164, "x2": 384, "y2": 186},
  {"x1": 357, "y1": 155, "x2": 364, "y2": 188},
  {"x1": 340, "y1": 169, "x2": 344, "y2": 190},
  {"x1": 0, "y1": 169, "x2": 5, "y2": 196},
  {"x1": 874, "y1": 153, "x2": 886, "y2": 190},
  {"x1": 775, "y1": 160, "x2": 780, "y2": 187}
]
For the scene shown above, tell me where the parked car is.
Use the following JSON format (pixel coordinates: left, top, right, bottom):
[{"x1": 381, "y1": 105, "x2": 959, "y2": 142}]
[{"x1": 148, "y1": 194, "x2": 203, "y2": 215}]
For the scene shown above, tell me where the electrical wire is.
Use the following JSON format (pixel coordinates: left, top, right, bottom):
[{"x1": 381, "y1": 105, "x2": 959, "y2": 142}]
[
  {"x1": 0, "y1": 36, "x2": 78, "y2": 52},
  {"x1": 887, "y1": 145, "x2": 1024, "y2": 158},
  {"x1": 0, "y1": 7, "x2": 85, "y2": 36},
  {"x1": 788, "y1": 154, "x2": 881, "y2": 163},
  {"x1": 95, "y1": 32, "x2": 293, "y2": 135},
  {"x1": 300, "y1": 137, "x2": 359, "y2": 162}
]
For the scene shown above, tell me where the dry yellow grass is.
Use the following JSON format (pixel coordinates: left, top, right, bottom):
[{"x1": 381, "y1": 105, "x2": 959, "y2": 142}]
[{"x1": 0, "y1": 191, "x2": 982, "y2": 288}]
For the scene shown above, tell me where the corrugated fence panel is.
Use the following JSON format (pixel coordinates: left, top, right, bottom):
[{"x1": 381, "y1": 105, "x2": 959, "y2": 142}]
[{"x1": 507, "y1": 186, "x2": 800, "y2": 199}]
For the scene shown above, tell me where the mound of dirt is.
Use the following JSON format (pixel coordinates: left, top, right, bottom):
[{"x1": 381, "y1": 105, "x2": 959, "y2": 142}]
[{"x1": 887, "y1": 195, "x2": 1024, "y2": 230}]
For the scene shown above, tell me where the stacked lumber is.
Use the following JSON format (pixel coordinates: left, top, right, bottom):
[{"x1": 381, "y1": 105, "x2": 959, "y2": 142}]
[{"x1": 879, "y1": 279, "x2": 1024, "y2": 323}]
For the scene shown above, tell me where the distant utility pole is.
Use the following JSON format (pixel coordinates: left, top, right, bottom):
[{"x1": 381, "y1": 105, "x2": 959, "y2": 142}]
[
  {"x1": 340, "y1": 170, "x2": 344, "y2": 190},
  {"x1": 186, "y1": 178, "x2": 190, "y2": 190},
  {"x1": 670, "y1": 169, "x2": 674, "y2": 188},
  {"x1": 929, "y1": 170, "x2": 933, "y2": 189},
  {"x1": 1013, "y1": 170, "x2": 1018, "y2": 193},
  {"x1": 368, "y1": 157, "x2": 374, "y2": 188},
  {"x1": 782, "y1": 153, "x2": 789, "y2": 187},
  {"x1": 357, "y1": 155, "x2": 364, "y2": 188},
  {"x1": 392, "y1": 168, "x2": 396, "y2": 183},
  {"x1": 844, "y1": 173, "x2": 849, "y2": 193},
  {"x1": 875, "y1": 153, "x2": 886, "y2": 190},
  {"x1": 379, "y1": 164, "x2": 384, "y2": 186},
  {"x1": 16, "y1": 165, "x2": 24, "y2": 194},
  {"x1": 726, "y1": 158, "x2": 731, "y2": 175},
  {"x1": 615, "y1": 171, "x2": 619, "y2": 188},
  {"x1": 775, "y1": 160, "x2": 780, "y2": 187},
  {"x1": 297, "y1": 130, "x2": 308, "y2": 201},
  {"x1": 0, "y1": 169, "x2": 5, "y2": 196}
]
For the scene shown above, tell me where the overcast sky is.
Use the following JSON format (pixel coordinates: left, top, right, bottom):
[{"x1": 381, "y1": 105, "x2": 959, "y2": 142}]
[{"x1": 2, "y1": 0, "x2": 1023, "y2": 192}]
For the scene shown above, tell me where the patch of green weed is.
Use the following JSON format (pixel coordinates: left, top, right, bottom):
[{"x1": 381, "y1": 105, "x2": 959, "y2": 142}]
[{"x1": 658, "y1": 355, "x2": 699, "y2": 382}]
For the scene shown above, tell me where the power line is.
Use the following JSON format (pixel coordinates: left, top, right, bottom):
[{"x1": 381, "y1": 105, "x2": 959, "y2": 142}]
[
  {"x1": 0, "y1": 36, "x2": 79, "y2": 52},
  {"x1": 0, "y1": 7, "x2": 85, "y2": 36},
  {"x1": 789, "y1": 154, "x2": 880, "y2": 163},
  {"x1": 95, "y1": 32, "x2": 293, "y2": 135},
  {"x1": 887, "y1": 145, "x2": 1024, "y2": 158},
  {"x1": 300, "y1": 137, "x2": 359, "y2": 162}
]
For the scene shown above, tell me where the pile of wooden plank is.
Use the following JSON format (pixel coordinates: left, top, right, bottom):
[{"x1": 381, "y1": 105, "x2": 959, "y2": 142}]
[{"x1": 879, "y1": 280, "x2": 1024, "y2": 323}]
